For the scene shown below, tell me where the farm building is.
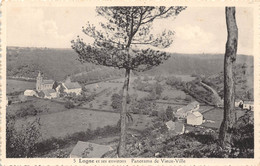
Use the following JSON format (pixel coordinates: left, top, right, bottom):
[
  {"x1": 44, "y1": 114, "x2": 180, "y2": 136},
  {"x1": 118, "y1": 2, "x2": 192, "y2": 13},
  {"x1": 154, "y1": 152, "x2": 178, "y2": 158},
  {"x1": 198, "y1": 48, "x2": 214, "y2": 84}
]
[
  {"x1": 243, "y1": 101, "x2": 254, "y2": 111},
  {"x1": 36, "y1": 71, "x2": 55, "y2": 92},
  {"x1": 70, "y1": 141, "x2": 113, "y2": 158},
  {"x1": 24, "y1": 90, "x2": 37, "y2": 97},
  {"x1": 176, "y1": 106, "x2": 193, "y2": 119},
  {"x1": 235, "y1": 100, "x2": 243, "y2": 108},
  {"x1": 187, "y1": 111, "x2": 203, "y2": 125},
  {"x1": 62, "y1": 79, "x2": 82, "y2": 95},
  {"x1": 42, "y1": 89, "x2": 58, "y2": 99},
  {"x1": 175, "y1": 101, "x2": 200, "y2": 119},
  {"x1": 165, "y1": 120, "x2": 185, "y2": 135},
  {"x1": 187, "y1": 101, "x2": 200, "y2": 111}
]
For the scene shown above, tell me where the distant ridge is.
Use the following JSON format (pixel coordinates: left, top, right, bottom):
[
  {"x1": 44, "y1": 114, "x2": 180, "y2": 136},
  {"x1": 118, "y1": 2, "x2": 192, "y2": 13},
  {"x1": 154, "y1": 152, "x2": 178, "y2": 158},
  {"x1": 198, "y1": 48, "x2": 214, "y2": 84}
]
[
  {"x1": 7, "y1": 46, "x2": 253, "y2": 79},
  {"x1": 144, "y1": 52, "x2": 253, "y2": 76}
]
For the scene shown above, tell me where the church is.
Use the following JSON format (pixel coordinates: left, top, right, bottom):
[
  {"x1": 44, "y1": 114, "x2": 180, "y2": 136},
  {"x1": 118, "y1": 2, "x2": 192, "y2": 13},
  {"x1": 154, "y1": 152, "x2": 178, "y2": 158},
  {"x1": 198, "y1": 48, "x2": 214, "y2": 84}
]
[
  {"x1": 36, "y1": 72, "x2": 55, "y2": 92},
  {"x1": 36, "y1": 72, "x2": 58, "y2": 99},
  {"x1": 36, "y1": 71, "x2": 82, "y2": 98}
]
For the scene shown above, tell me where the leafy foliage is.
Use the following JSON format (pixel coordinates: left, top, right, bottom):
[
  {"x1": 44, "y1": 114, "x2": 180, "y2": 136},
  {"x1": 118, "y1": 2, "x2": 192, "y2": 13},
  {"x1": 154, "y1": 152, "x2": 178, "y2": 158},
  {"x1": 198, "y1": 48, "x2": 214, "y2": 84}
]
[
  {"x1": 64, "y1": 101, "x2": 75, "y2": 109},
  {"x1": 71, "y1": 6, "x2": 186, "y2": 71},
  {"x1": 6, "y1": 115, "x2": 42, "y2": 158}
]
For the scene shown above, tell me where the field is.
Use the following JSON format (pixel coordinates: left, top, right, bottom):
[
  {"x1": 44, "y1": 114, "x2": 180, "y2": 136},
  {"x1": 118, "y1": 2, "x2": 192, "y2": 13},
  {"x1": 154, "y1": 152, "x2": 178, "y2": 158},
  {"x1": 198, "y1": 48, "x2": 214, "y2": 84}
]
[
  {"x1": 15, "y1": 108, "x2": 153, "y2": 140},
  {"x1": 7, "y1": 97, "x2": 67, "y2": 117},
  {"x1": 202, "y1": 108, "x2": 246, "y2": 129},
  {"x1": 83, "y1": 77, "x2": 149, "y2": 110},
  {"x1": 7, "y1": 79, "x2": 36, "y2": 94}
]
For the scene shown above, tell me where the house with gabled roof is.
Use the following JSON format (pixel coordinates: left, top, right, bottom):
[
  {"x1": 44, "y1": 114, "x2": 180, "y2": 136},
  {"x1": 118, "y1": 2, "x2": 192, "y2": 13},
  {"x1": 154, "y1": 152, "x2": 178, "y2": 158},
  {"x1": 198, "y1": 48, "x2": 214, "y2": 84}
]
[
  {"x1": 62, "y1": 78, "x2": 82, "y2": 95},
  {"x1": 70, "y1": 141, "x2": 113, "y2": 158},
  {"x1": 187, "y1": 111, "x2": 203, "y2": 125},
  {"x1": 175, "y1": 101, "x2": 200, "y2": 119},
  {"x1": 235, "y1": 99, "x2": 243, "y2": 108},
  {"x1": 165, "y1": 120, "x2": 185, "y2": 135},
  {"x1": 243, "y1": 101, "x2": 254, "y2": 111},
  {"x1": 42, "y1": 89, "x2": 58, "y2": 99}
]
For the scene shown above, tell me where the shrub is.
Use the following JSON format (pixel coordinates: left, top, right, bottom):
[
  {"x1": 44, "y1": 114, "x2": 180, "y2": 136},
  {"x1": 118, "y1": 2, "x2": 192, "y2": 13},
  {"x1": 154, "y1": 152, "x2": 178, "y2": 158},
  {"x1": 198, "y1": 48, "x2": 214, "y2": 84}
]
[
  {"x1": 89, "y1": 103, "x2": 93, "y2": 108},
  {"x1": 166, "y1": 106, "x2": 174, "y2": 120},
  {"x1": 162, "y1": 96, "x2": 169, "y2": 100},
  {"x1": 158, "y1": 110, "x2": 167, "y2": 122},
  {"x1": 65, "y1": 101, "x2": 75, "y2": 109},
  {"x1": 17, "y1": 104, "x2": 42, "y2": 118},
  {"x1": 150, "y1": 110, "x2": 158, "y2": 117},
  {"x1": 154, "y1": 83, "x2": 163, "y2": 97},
  {"x1": 185, "y1": 95, "x2": 192, "y2": 102},
  {"x1": 102, "y1": 100, "x2": 108, "y2": 106},
  {"x1": 111, "y1": 93, "x2": 122, "y2": 112}
]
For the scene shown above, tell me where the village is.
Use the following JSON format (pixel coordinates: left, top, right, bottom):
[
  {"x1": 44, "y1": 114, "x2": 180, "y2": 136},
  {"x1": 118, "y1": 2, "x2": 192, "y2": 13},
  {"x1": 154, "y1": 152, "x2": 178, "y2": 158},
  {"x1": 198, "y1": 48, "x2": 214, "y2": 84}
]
[{"x1": 6, "y1": 70, "x2": 254, "y2": 158}]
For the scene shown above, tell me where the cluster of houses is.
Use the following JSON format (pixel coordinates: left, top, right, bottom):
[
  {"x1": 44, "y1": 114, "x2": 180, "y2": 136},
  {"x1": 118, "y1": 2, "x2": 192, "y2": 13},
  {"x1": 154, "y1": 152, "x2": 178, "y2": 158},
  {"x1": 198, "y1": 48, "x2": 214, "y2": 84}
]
[
  {"x1": 24, "y1": 71, "x2": 82, "y2": 99},
  {"x1": 165, "y1": 101, "x2": 204, "y2": 135},
  {"x1": 235, "y1": 100, "x2": 254, "y2": 111},
  {"x1": 164, "y1": 99, "x2": 254, "y2": 135}
]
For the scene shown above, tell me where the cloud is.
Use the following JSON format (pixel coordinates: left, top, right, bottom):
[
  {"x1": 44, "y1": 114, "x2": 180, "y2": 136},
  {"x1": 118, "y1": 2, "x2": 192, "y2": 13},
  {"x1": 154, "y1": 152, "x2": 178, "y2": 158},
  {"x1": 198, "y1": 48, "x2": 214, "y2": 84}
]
[
  {"x1": 171, "y1": 24, "x2": 216, "y2": 53},
  {"x1": 38, "y1": 20, "x2": 74, "y2": 47},
  {"x1": 6, "y1": 6, "x2": 253, "y2": 55},
  {"x1": 7, "y1": 7, "x2": 73, "y2": 48}
]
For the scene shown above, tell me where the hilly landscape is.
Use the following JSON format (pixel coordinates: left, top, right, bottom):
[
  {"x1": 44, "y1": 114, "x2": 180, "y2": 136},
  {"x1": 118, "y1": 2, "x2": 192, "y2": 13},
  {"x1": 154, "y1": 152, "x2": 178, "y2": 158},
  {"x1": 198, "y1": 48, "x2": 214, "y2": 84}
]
[
  {"x1": 6, "y1": 46, "x2": 254, "y2": 158},
  {"x1": 146, "y1": 53, "x2": 253, "y2": 76},
  {"x1": 7, "y1": 47, "x2": 124, "y2": 82},
  {"x1": 7, "y1": 47, "x2": 254, "y2": 81}
]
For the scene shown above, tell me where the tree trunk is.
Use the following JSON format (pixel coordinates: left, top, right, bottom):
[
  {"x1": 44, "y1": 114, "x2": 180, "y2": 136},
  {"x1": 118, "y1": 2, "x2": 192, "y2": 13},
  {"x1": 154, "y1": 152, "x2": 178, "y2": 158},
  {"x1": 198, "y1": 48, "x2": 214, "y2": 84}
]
[
  {"x1": 219, "y1": 7, "x2": 238, "y2": 149},
  {"x1": 118, "y1": 68, "x2": 130, "y2": 157}
]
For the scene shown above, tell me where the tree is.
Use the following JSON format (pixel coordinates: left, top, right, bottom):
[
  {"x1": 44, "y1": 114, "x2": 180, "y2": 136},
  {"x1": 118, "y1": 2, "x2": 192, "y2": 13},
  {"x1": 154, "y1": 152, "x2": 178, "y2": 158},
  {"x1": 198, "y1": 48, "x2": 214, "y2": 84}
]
[
  {"x1": 6, "y1": 115, "x2": 41, "y2": 157},
  {"x1": 166, "y1": 106, "x2": 173, "y2": 120},
  {"x1": 154, "y1": 82, "x2": 163, "y2": 97},
  {"x1": 219, "y1": 7, "x2": 238, "y2": 150},
  {"x1": 71, "y1": 6, "x2": 186, "y2": 157},
  {"x1": 111, "y1": 93, "x2": 122, "y2": 112}
]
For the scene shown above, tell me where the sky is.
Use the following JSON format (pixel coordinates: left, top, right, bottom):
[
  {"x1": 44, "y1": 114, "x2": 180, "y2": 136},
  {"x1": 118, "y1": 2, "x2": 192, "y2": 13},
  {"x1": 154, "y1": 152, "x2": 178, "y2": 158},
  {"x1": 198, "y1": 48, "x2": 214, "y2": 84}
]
[{"x1": 6, "y1": 6, "x2": 253, "y2": 55}]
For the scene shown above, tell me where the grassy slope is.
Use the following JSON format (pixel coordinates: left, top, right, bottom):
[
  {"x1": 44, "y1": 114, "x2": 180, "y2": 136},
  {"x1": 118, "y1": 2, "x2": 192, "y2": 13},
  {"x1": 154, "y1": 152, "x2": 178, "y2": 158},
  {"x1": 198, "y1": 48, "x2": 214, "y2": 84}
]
[{"x1": 7, "y1": 47, "x2": 122, "y2": 81}]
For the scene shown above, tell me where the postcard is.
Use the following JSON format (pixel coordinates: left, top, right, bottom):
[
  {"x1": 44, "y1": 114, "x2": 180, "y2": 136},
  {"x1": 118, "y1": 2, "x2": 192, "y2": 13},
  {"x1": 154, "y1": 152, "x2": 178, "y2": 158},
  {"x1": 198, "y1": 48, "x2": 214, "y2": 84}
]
[{"x1": 0, "y1": 0, "x2": 259, "y2": 165}]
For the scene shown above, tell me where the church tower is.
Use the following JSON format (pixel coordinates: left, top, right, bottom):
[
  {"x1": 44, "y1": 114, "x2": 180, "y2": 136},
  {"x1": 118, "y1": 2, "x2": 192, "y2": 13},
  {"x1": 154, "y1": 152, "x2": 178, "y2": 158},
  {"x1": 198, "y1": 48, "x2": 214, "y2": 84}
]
[{"x1": 36, "y1": 71, "x2": 43, "y2": 92}]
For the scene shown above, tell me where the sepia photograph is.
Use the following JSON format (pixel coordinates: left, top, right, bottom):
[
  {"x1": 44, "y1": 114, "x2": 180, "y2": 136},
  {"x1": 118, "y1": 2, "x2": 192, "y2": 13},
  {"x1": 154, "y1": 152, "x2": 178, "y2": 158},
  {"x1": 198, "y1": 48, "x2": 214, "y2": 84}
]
[{"x1": 4, "y1": 3, "x2": 255, "y2": 160}]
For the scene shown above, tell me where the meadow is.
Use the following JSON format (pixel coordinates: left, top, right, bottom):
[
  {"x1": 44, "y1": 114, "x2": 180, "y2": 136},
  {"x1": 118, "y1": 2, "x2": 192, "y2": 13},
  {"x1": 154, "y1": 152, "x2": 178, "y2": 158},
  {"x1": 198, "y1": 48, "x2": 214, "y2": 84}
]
[
  {"x1": 15, "y1": 108, "x2": 153, "y2": 140},
  {"x1": 202, "y1": 108, "x2": 246, "y2": 129},
  {"x1": 7, "y1": 79, "x2": 36, "y2": 94}
]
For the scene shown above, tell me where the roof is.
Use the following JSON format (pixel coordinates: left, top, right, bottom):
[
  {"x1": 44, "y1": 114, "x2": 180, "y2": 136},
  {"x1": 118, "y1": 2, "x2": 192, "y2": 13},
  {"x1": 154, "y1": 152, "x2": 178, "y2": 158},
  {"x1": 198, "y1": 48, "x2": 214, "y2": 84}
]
[
  {"x1": 175, "y1": 122, "x2": 185, "y2": 133},
  {"x1": 43, "y1": 79, "x2": 55, "y2": 84},
  {"x1": 188, "y1": 111, "x2": 203, "y2": 117},
  {"x1": 63, "y1": 82, "x2": 81, "y2": 90},
  {"x1": 176, "y1": 106, "x2": 192, "y2": 114},
  {"x1": 42, "y1": 89, "x2": 56, "y2": 96},
  {"x1": 187, "y1": 101, "x2": 199, "y2": 108},
  {"x1": 165, "y1": 120, "x2": 175, "y2": 130},
  {"x1": 165, "y1": 121, "x2": 184, "y2": 133},
  {"x1": 24, "y1": 90, "x2": 36, "y2": 93},
  {"x1": 70, "y1": 141, "x2": 113, "y2": 158},
  {"x1": 176, "y1": 101, "x2": 200, "y2": 115},
  {"x1": 244, "y1": 101, "x2": 254, "y2": 104}
]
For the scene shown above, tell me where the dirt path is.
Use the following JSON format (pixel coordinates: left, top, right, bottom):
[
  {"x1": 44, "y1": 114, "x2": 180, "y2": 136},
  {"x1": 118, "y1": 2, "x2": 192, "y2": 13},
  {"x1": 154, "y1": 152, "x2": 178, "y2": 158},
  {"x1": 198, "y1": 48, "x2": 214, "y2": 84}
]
[{"x1": 201, "y1": 81, "x2": 222, "y2": 105}]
